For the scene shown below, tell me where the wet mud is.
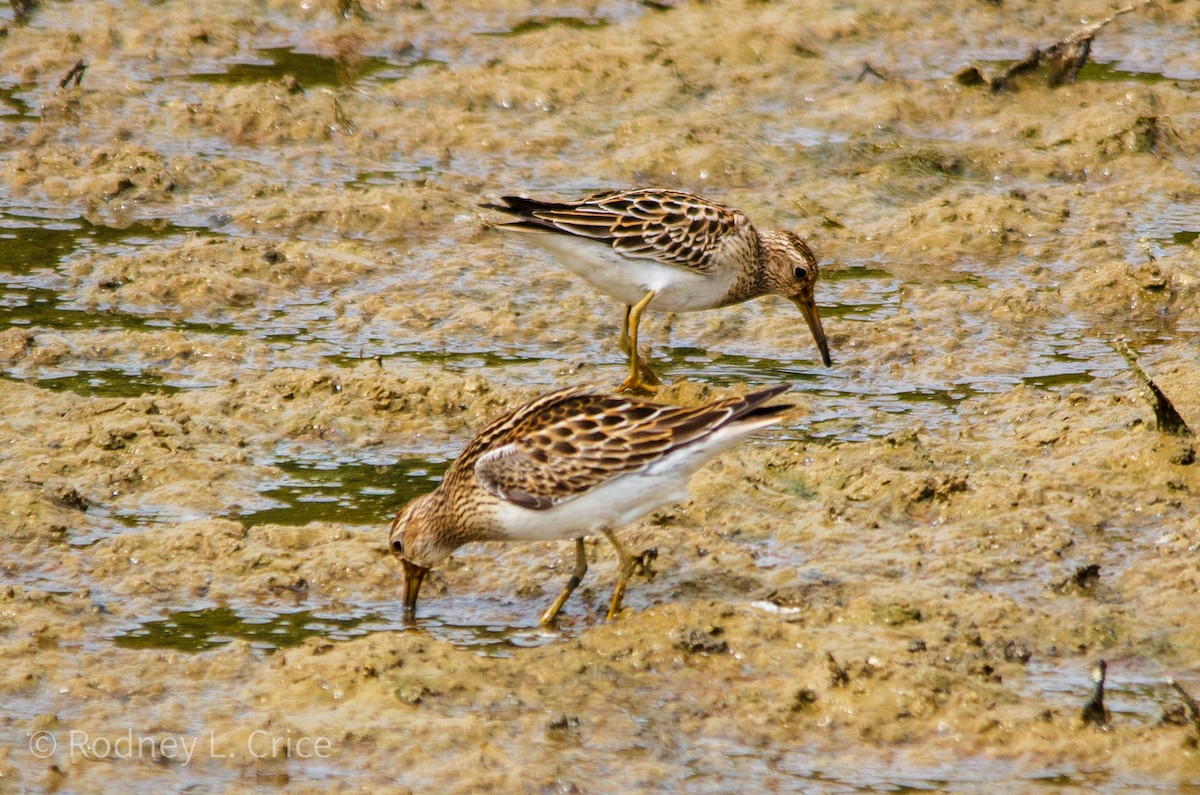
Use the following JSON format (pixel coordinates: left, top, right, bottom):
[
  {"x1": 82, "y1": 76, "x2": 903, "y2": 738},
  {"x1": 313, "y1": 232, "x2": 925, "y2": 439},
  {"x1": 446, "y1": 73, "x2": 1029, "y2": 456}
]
[{"x1": 1, "y1": 0, "x2": 1199, "y2": 792}]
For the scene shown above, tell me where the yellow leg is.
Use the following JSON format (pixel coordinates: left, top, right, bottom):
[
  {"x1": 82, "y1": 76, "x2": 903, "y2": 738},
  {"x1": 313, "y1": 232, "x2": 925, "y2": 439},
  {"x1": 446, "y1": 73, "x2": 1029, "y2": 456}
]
[
  {"x1": 539, "y1": 538, "x2": 588, "y2": 625},
  {"x1": 619, "y1": 306, "x2": 663, "y2": 388},
  {"x1": 618, "y1": 291, "x2": 661, "y2": 393},
  {"x1": 602, "y1": 529, "x2": 638, "y2": 621}
]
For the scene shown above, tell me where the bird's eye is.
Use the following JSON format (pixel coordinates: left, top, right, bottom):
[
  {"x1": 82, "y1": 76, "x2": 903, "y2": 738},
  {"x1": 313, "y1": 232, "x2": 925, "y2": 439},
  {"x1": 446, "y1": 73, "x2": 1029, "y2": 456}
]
[
  {"x1": 391, "y1": 539, "x2": 404, "y2": 554},
  {"x1": 793, "y1": 266, "x2": 809, "y2": 281}
]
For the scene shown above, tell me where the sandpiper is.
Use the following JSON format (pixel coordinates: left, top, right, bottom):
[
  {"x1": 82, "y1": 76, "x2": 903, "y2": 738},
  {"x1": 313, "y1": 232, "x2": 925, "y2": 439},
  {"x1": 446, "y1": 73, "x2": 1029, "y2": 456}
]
[
  {"x1": 484, "y1": 189, "x2": 832, "y2": 392},
  {"x1": 389, "y1": 383, "x2": 795, "y2": 624}
]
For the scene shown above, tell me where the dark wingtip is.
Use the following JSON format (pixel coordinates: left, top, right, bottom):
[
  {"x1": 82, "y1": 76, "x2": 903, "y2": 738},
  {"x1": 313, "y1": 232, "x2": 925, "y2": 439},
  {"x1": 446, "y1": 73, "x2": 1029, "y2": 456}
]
[
  {"x1": 733, "y1": 382, "x2": 795, "y2": 420},
  {"x1": 734, "y1": 384, "x2": 792, "y2": 427},
  {"x1": 480, "y1": 195, "x2": 546, "y2": 215},
  {"x1": 750, "y1": 382, "x2": 794, "y2": 401},
  {"x1": 480, "y1": 197, "x2": 565, "y2": 233},
  {"x1": 480, "y1": 196, "x2": 519, "y2": 212}
]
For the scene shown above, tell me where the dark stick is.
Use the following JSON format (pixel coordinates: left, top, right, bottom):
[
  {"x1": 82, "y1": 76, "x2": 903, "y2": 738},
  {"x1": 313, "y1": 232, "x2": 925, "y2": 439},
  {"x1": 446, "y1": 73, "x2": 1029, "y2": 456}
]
[{"x1": 58, "y1": 59, "x2": 87, "y2": 89}]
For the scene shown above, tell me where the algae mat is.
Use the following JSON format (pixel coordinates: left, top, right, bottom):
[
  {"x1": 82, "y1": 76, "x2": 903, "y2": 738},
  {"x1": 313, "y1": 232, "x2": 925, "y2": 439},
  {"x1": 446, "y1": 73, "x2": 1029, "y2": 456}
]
[{"x1": 1, "y1": 0, "x2": 1199, "y2": 792}]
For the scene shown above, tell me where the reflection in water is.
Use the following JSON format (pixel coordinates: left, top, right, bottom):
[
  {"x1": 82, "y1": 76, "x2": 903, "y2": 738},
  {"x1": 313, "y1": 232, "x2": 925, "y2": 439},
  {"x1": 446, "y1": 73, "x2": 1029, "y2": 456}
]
[
  {"x1": 113, "y1": 603, "x2": 562, "y2": 655},
  {"x1": 187, "y1": 47, "x2": 395, "y2": 88},
  {"x1": 1074, "y1": 61, "x2": 1177, "y2": 84},
  {"x1": 475, "y1": 16, "x2": 610, "y2": 37},
  {"x1": 650, "y1": 335, "x2": 1108, "y2": 444},
  {"x1": 0, "y1": 214, "x2": 243, "y2": 395},
  {"x1": 0, "y1": 84, "x2": 36, "y2": 120},
  {"x1": 403, "y1": 614, "x2": 562, "y2": 657},
  {"x1": 1020, "y1": 658, "x2": 1170, "y2": 724},
  {"x1": 114, "y1": 606, "x2": 374, "y2": 651},
  {"x1": 773, "y1": 748, "x2": 1101, "y2": 791},
  {"x1": 821, "y1": 265, "x2": 896, "y2": 283},
  {"x1": 0, "y1": 5, "x2": 1194, "y2": 792},
  {"x1": 21, "y1": 368, "x2": 183, "y2": 399},
  {"x1": 975, "y1": 59, "x2": 1179, "y2": 86},
  {"x1": 0, "y1": 213, "x2": 212, "y2": 274},
  {"x1": 323, "y1": 349, "x2": 546, "y2": 371},
  {"x1": 243, "y1": 458, "x2": 450, "y2": 527}
]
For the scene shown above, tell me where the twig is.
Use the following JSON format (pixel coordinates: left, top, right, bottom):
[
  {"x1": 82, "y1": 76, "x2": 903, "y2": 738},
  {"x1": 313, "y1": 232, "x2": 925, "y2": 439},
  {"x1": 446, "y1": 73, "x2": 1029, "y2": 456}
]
[
  {"x1": 1167, "y1": 679, "x2": 1200, "y2": 735},
  {"x1": 1081, "y1": 660, "x2": 1110, "y2": 728},
  {"x1": 1112, "y1": 339, "x2": 1194, "y2": 437},
  {"x1": 987, "y1": 1, "x2": 1154, "y2": 91},
  {"x1": 856, "y1": 62, "x2": 890, "y2": 83},
  {"x1": 58, "y1": 59, "x2": 87, "y2": 89},
  {"x1": 826, "y1": 651, "x2": 850, "y2": 688},
  {"x1": 10, "y1": 0, "x2": 38, "y2": 22}
]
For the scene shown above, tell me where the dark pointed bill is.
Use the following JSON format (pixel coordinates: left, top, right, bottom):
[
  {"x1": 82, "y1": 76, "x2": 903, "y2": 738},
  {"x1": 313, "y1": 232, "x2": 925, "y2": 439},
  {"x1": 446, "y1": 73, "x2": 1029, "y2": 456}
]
[
  {"x1": 401, "y1": 559, "x2": 429, "y2": 614},
  {"x1": 793, "y1": 297, "x2": 832, "y2": 367}
]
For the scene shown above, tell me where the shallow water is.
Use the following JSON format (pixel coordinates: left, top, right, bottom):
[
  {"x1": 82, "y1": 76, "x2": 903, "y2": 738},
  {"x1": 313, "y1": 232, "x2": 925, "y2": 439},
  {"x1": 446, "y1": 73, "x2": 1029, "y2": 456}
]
[
  {"x1": 1, "y1": 0, "x2": 1199, "y2": 792},
  {"x1": 186, "y1": 46, "x2": 396, "y2": 88},
  {"x1": 113, "y1": 605, "x2": 378, "y2": 652},
  {"x1": 243, "y1": 457, "x2": 448, "y2": 527}
]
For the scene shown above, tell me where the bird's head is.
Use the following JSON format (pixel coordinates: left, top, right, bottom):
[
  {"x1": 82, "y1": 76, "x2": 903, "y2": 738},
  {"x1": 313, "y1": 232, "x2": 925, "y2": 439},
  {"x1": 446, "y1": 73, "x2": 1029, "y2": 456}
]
[
  {"x1": 761, "y1": 229, "x2": 831, "y2": 367},
  {"x1": 388, "y1": 492, "x2": 459, "y2": 615}
]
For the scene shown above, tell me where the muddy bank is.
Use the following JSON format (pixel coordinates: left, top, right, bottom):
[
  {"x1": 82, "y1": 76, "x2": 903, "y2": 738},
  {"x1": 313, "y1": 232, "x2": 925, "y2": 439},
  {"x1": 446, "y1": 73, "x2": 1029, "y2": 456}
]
[{"x1": 2, "y1": 0, "x2": 1200, "y2": 792}]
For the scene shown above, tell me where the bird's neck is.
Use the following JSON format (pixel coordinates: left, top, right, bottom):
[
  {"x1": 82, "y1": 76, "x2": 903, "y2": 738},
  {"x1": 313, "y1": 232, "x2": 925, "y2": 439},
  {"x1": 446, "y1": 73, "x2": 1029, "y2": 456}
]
[{"x1": 718, "y1": 240, "x2": 768, "y2": 307}]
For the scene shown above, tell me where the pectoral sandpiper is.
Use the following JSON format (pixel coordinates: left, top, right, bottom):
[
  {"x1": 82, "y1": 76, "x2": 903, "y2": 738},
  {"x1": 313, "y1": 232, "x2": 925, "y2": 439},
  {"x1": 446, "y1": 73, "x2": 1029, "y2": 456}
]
[
  {"x1": 389, "y1": 383, "x2": 795, "y2": 624},
  {"x1": 484, "y1": 189, "x2": 831, "y2": 392}
]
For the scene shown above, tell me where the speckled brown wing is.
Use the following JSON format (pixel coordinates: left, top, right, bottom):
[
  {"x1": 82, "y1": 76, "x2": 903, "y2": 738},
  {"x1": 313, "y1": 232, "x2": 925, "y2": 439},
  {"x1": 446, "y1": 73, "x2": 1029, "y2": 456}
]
[
  {"x1": 472, "y1": 385, "x2": 793, "y2": 510},
  {"x1": 446, "y1": 385, "x2": 602, "y2": 482},
  {"x1": 485, "y1": 189, "x2": 754, "y2": 275}
]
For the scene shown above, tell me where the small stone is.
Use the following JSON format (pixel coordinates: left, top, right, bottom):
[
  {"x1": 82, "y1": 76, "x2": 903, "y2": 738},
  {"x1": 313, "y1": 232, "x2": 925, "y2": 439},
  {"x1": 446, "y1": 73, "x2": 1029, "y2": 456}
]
[
  {"x1": 393, "y1": 679, "x2": 429, "y2": 705},
  {"x1": 874, "y1": 602, "x2": 923, "y2": 626},
  {"x1": 546, "y1": 713, "x2": 580, "y2": 732},
  {"x1": 954, "y1": 66, "x2": 985, "y2": 86},
  {"x1": 1064, "y1": 564, "x2": 1101, "y2": 593},
  {"x1": 790, "y1": 688, "x2": 818, "y2": 712},
  {"x1": 1001, "y1": 640, "x2": 1032, "y2": 664},
  {"x1": 1161, "y1": 704, "x2": 1190, "y2": 726},
  {"x1": 1170, "y1": 444, "x2": 1195, "y2": 466},
  {"x1": 673, "y1": 627, "x2": 728, "y2": 654}
]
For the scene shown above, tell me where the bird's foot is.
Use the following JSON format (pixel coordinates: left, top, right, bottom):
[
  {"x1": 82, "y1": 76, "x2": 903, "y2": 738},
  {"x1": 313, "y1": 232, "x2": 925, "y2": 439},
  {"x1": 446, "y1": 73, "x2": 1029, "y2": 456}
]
[
  {"x1": 618, "y1": 374, "x2": 660, "y2": 394},
  {"x1": 618, "y1": 360, "x2": 663, "y2": 393}
]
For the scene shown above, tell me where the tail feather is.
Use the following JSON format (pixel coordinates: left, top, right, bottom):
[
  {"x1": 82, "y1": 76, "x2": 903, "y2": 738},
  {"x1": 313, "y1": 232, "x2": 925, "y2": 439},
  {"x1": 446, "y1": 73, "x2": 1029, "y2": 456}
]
[
  {"x1": 718, "y1": 385, "x2": 796, "y2": 437},
  {"x1": 727, "y1": 383, "x2": 794, "y2": 425},
  {"x1": 677, "y1": 383, "x2": 795, "y2": 445},
  {"x1": 484, "y1": 195, "x2": 559, "y2": 215},
  {"x1": 642, "y1": 383, "x2": 795, "y2": 479},
  {"x1": 482, "y1": 196, "x2": 564, "y2": 234}
]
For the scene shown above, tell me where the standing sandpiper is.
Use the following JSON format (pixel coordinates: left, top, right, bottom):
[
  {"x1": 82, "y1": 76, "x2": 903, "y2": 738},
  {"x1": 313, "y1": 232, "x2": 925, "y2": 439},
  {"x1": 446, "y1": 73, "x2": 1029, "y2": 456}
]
[
  {"x1": 484, "y1": 189, "x2": 831, "y2": 392},
  {"x1": 389, "y1": 383, "x2": 795, "y2": 624}
]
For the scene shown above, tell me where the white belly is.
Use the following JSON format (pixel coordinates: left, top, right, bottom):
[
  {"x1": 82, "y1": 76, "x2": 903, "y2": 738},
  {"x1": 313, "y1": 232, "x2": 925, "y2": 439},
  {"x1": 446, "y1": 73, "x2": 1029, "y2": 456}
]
[
  {"x1": 517, "y1": 232, "x2": 737, "y2": 312},
  {"x1": 487, "y1": 426, "x2": 754, "y2": 542},
  {"x1": 491, "y1": 466, "x2": 690, "y2": 542}
]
